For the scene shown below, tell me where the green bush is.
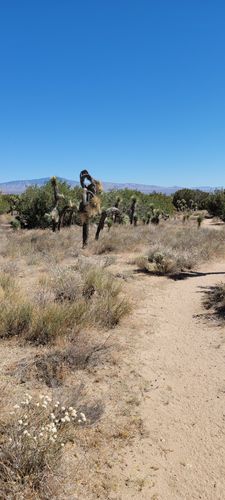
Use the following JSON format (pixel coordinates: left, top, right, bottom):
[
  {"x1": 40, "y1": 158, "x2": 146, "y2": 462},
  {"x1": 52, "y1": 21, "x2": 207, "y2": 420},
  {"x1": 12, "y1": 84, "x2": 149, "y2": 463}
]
[
  {"x1": 11, "y1": 219, "x2": 21, "y2": 230},
  {"x1": 207, "y1": 190, "x2": 225, "y2": 219},
  {"x1": 101, "y1": 188, "x2": 174, "y2": 220},
  {"x1": 17, "y1": 181, "x2": 80, "y2": 229},
  {"x1": 173, "y1": 189, "x2": 209, "y2": 211}
]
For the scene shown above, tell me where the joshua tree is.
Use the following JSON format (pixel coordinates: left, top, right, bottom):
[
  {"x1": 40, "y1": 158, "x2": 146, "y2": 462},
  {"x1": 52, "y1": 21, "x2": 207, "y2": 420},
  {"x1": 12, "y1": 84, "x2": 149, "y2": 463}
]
[
  {"x1": 50, "y1": 177, "x2": 65, "y2": 232},
  {"x1": 78, "y1": 170, "x2": 102, "y2": 247},
  {"x1": 197, "y1": 214, "x2": 203, "y2": 228},
  {"x1": 114, "y1": 196, "x2": 122, "y2": 223},
  {"x1": 133, "y1": 214, "x2": 138, "y2": 226},
  {"x1": 49, "y1": 177, "x2": 77, "y2": 232},
  {"x1": 129, "y1": 196, "x2": 137, "y2": 225},
  {"x1": 151, "y1": 209, "x2": 160, "y2": 225},
  {"x1": 95, "y1": 207, "x2": 120, "y2": 240}
]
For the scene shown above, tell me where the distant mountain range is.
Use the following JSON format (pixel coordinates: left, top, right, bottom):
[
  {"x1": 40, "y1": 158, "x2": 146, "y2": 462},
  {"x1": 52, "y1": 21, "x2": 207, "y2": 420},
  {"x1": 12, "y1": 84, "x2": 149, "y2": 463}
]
[{"x1": 0, "y1": 177, "x2": 218, "y2": 195}]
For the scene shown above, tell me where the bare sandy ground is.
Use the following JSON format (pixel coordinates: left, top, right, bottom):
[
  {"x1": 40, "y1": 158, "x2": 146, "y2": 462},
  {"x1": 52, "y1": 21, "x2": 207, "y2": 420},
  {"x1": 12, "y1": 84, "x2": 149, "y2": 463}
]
[{"x1": 112, "y1": 259, "x2": 225, "y2": 500}]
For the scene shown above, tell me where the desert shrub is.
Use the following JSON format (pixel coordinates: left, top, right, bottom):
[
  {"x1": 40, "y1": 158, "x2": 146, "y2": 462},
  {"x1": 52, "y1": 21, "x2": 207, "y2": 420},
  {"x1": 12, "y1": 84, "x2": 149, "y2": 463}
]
[
  {"x1": 0, "y1": 265, "x2": 130, "y2": 343},
  {"x1": 203, "y1": 283, "x2": 225, "y2": 319},
  {"x1": 48, "y1": 266, "x2": 83, "y2": 302},
  {"x1": 0, "y1": 193, "x2": 11, "y2": 214},
  {"x1": 10, "y1": 219, "x2": 21, "y2": 230},
  {"x1": 17, "y1": 181, "x2": 80, "y2": 229},
  {"x1": 207, "y1": 190, "x2": 225, "y2": 219},
  {"x1": 173, "y1": 188, "x2": 209, "y2": 210},
  {"x1": 91, "y1": 292, "x2": 130, "y2": 327},
  {"x1": 0, "y1": 392, "x2": 86, "y2": 498},
  {"x1": 101, "y1": 188, "x2": 174, "y2": 220},
  {"x1": 0, "y1": 300, "x2": 32, "y2": 338},
  {"x1": 197, "y1": 214, "x2": 204, "y2": 228},
  {"x1": 135, "y1": 224, "x2": 225, "y2": 275}
]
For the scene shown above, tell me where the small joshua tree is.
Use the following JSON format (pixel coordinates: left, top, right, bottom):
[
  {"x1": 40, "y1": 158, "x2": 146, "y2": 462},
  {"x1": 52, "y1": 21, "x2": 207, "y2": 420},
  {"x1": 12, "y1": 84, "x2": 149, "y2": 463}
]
[
  {"x1": 129, "y1": 196, "x2": 137, "y2": 225},
  {"x1": 151, "y1": 209, "x2": 160, "y2": 225},
  {"x1": 114, "y1": 196, "x2": 122, "y2": 223},
  {"x1": 49, "y1": 177, "x2": 77, "y2": 232},
  {"x1": 95, "y1": 207, "x2": 120, "y2": 240},
  {"x1": 197, "y1": 214, "x2": 203, "y2": 228}
]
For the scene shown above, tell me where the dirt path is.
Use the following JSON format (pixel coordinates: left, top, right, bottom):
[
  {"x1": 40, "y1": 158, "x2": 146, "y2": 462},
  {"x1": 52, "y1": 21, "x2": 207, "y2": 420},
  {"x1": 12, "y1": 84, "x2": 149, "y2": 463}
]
[{"x1": 113, "y1": 260, "x2": 225, "y2": 500}]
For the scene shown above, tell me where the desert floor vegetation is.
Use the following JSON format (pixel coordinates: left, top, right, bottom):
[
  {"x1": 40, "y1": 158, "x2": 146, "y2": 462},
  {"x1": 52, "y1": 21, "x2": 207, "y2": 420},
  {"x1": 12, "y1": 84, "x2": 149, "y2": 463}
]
[
  {"x1": 0, "y1": 223, "x2": 137, "y2": 499},
  {"x1": 1, "y1": 218, "x2": 225, "y2": 498},
  {"x1": 133, "y1": 221, "x2": 225, "y2": 276},
  {"x1": 203, "y1": 282, "x2": 225, "y2": 320}
]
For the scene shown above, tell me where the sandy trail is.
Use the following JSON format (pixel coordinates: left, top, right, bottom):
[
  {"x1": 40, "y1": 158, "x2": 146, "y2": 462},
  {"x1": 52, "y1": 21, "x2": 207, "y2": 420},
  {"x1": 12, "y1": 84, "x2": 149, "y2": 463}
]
[{"x1": 114, "y1": 260, "x2": 225, "y2": 500}]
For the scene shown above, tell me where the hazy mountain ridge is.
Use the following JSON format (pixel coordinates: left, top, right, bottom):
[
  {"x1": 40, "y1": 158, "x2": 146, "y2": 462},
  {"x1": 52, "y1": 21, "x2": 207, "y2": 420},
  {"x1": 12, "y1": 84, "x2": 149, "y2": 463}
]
[{"x1": 0, "y1": 177, "x2": 217, "y2": 195}]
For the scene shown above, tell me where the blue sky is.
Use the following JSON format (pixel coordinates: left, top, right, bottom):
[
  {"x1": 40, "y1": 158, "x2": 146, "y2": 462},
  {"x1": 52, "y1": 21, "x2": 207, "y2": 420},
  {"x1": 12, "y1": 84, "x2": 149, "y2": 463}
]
[{"x1": 0, "y1": 0, "x2": 224, "y2": 186}]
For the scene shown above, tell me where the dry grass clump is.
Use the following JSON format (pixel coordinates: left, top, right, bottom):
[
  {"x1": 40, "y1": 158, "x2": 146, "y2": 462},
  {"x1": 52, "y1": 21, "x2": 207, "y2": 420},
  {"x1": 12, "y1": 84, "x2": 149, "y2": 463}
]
[
  {"x1": 135, "y1": 224, "x2": 225, "y2": 275},
  {"x1": 0, "y1": 392, "x2": 87, "y2": 499},
  {"x1": 0, "y1": 226, "x2": 82, "y2": 263},
  {"x1": 15, "y1": 340, "x2": 107, "y2": 387},
  {"x1": 0, "y1": 274, "x2": 32, "y2": 338},
  {"x1": 203, "y1": 282, "x2": 225, "y2": 319},
  {"x1": 0, "y1": 265, "x2": 130, "y2": 344},
  {"x1": 92, "y1": 225, "x2": 150, "y2": 254}
]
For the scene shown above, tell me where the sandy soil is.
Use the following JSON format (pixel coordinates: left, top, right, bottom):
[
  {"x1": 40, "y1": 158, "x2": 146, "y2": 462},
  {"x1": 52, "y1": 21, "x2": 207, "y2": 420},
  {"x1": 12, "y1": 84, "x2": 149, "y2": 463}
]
[{"x1": 111, "y1": 259, "x2": 225, "y2": 500}]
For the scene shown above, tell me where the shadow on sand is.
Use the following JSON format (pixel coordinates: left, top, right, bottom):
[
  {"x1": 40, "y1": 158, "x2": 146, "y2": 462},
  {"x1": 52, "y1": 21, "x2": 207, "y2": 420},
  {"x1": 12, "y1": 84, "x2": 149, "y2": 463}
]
[{"x1": 134, "y1": 269, "x2": 225, "y2": 282}]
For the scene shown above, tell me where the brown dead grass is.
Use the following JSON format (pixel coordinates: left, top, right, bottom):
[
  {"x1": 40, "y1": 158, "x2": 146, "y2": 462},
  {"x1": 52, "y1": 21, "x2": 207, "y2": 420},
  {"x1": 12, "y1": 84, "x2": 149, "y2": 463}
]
[{"x1": 0, "y1": 264, "x2": 130, "y2": 344}]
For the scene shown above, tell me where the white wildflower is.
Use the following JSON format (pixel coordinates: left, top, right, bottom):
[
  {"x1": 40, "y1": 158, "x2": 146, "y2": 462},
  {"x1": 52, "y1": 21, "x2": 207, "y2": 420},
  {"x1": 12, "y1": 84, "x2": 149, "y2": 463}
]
[
  {"x1": 61, "y1": 443, "x2": 65, "y2": 447},
  {"x1": 61, "y1": 418, "x2": 65, "y2": 423},
  {"x1": 50, "y1": 413, "x2": 56, "y2": 420},
  {"x1": 71, "y1": 410, "x2": 77, "y2": 417},
  {"x1": 23, "y1": 430, "x2": 30, "y2": 436},
  {"x1": 80, "y1": 412, "x2": 86, "y2": 422},
  {"x1": 61, "y1": 406, "x2": 65, "y2": 411},
  {"x1": 18, "y1": 420, "x2": 23, "y2": 425},
  {"x1": 64, "y1": 415, "x2": 70, "y2": 423},
  {"x1": 39, "y1": 432, "x2": 43, "y2": 437},
  {"x1": 39, "y1": 394, "x2": 45, "y2": 399},
  {"x1": 42, "y1": 404, "x2": 47, "y2": 409},
  {"x1": 36, "y1": 403, "x2": 40, "y2": 407},
  {"x1": 69, "y1": 407, "x2": 74, "y2": 412},
  {"x1": 13, "y1": 404, "x2": 20, "y2": 409}
]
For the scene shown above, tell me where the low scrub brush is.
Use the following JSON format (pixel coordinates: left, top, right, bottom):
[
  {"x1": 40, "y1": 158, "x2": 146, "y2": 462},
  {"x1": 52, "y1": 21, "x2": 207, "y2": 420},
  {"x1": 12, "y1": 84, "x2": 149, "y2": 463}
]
[{"x1": 0, "y1": 392, "x2": 86, "y2": 498}]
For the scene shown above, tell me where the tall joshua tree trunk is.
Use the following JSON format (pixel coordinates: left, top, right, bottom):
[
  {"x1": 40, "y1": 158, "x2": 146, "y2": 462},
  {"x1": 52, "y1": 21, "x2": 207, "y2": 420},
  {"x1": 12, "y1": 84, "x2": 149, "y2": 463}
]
[
  {"x1": 129, "y1": 197, "x2": 137, "y2": 225},
  {"x1": 83, "y1": 223, "x2": 89, "y2": 247},
  {"x1": 95, "y1": 208, "x2": 120, "y2": 240}
]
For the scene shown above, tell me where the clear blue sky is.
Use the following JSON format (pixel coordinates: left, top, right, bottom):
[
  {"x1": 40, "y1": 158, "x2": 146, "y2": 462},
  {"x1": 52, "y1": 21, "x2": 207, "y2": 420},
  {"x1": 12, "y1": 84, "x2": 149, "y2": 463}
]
[{"x1": 0, "y1": 0, "x2": 224, "y2": 187}]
